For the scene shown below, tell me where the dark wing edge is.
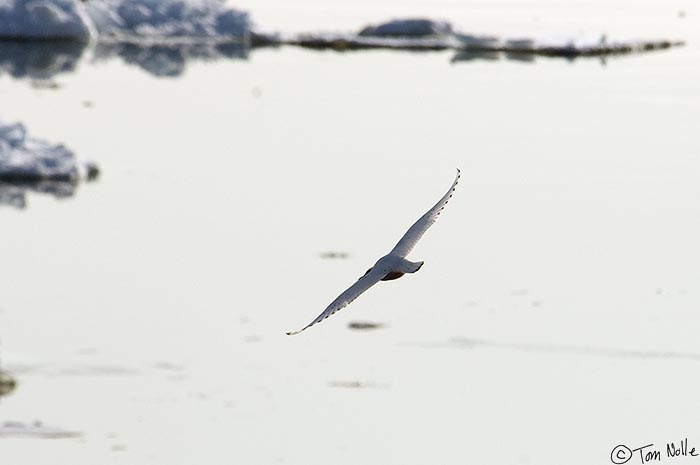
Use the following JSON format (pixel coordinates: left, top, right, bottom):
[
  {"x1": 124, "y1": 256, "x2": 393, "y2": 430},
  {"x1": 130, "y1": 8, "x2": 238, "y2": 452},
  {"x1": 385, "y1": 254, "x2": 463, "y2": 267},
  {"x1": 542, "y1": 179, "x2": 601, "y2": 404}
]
[
  {"x1": 286, "y1": 269, "x2": 384, "y2": 336},
  {"x1": 389, "y1": 168, "x2": 460, "y2": 258}
]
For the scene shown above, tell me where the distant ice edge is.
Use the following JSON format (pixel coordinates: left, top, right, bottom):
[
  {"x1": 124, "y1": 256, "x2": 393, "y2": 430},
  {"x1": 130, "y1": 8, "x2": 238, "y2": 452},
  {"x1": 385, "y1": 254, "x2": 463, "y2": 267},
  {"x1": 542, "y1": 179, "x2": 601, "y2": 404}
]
[
  {"x1": 0, "y1": 0, "x2": 252, "y2": 42},
  {"x1": 0, "y1": 2, "x2": 684, "y2": 57},
  {"x1": 285, "y1": 18, "x2": 684, "y2": 56}
]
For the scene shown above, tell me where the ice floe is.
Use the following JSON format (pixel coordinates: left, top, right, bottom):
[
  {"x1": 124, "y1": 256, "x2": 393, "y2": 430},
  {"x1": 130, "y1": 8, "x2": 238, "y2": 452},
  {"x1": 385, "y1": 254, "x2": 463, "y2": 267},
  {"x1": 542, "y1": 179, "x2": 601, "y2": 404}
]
[
  {"x1": 92, "y1": 40, "x2": 248, "y2": 77},
  {"x1": 1, "y1": 0, "x2": 253, "y2": 76},
  {"x1": 287, "y1": 18, "x2": 683, "y2": 56},
  {"x1": 0, "y1": 2, "x2": 684, "y2": 57},
  {"x1": 0, "y1": 120, "x2": 94, "y2": 182},
  {"x1": 0, "y1": 0, "x2": 251, "y2": 42},
  {"x1": 0, "y1": 119, "x2": 98, "y2": 208}
]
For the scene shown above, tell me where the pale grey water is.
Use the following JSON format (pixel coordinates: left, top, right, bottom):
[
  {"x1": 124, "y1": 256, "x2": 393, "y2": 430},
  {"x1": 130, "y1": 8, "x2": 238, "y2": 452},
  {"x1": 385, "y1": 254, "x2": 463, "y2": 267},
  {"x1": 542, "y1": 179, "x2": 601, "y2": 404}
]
[{"x1": 1, "y1": 1, "x2": 699, "y2": 464}]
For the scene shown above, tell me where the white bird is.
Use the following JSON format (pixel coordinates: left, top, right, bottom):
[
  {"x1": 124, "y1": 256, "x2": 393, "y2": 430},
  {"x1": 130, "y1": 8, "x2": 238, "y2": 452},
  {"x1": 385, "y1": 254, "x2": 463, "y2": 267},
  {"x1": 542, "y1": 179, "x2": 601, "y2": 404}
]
[{"x1": 287, "y1": 169, "x2": 460, "y2": 335}]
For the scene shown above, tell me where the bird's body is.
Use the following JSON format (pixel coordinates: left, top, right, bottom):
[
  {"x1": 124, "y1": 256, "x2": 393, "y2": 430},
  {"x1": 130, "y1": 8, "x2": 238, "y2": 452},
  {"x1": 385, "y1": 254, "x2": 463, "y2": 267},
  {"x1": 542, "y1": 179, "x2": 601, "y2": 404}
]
[{"x1": 286, "y1": 169, "x2": 460, "y2": 335}]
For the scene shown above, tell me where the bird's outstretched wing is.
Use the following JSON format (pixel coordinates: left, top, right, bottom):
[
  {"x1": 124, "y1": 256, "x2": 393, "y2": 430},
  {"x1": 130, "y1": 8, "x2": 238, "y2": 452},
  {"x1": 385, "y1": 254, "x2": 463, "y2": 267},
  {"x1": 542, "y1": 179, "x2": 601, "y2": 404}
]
[
  {"x1": 287, "y1": 268, "x2": 385, "y2": 335},
  {"x1": 389, "y1": 169, "x2": 460, "y2": 258}
]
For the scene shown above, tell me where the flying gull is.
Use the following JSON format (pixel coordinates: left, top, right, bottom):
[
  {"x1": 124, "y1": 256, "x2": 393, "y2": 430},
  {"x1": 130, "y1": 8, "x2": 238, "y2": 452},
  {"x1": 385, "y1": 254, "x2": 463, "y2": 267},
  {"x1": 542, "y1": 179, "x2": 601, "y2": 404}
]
[{"x1": 287, "y1": 169, "x2": 460, "y2": 335}]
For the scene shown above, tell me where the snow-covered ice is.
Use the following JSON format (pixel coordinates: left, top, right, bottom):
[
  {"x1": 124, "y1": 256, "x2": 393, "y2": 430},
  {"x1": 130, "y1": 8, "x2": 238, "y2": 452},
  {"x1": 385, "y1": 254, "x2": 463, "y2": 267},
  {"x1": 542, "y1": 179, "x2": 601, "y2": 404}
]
[
  {"x1": 288, "y1": 18, "x2": 682, "y2": 56},
  {"x1": 0, "y1": 119, "x2": 98, "y2": 208},
  {"x1": 1, "y1": 0, "x2": 250, "y2": 42},
  {"x1": 0, "y1": 119, "x2": 95, "y2": 182},
  {"x1": 358, "y1": 18, "x2": 453, "y2": 38},
  {"x1": 0, "y1": 2, "x2": 684, "y2": 58},
  {"x1": 85, "y1": 0, "x2": 250, "y2": 41},
  {"x1": 0, "y1": 0, "x2": 94, "y2": 40}
]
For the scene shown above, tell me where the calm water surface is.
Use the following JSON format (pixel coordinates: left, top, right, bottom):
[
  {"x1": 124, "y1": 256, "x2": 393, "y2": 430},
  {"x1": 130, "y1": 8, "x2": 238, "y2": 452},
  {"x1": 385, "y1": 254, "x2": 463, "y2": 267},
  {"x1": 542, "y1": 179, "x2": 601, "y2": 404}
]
[{"x1": 1, "y1": 1, "x2": 699, "y2": 464}]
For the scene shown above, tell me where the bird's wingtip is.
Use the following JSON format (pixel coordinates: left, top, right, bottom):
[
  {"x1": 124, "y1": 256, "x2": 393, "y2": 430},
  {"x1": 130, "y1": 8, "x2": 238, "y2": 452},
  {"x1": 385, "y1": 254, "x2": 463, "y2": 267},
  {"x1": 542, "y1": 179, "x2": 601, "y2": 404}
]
[{"x1": 286, "y1": 330, "x2": 301, "y2": 336}]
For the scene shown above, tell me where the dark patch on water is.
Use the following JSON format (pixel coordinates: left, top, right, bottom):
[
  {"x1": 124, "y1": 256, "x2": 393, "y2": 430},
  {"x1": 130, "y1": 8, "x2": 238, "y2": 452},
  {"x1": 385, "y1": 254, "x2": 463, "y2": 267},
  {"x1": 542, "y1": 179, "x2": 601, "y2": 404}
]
[
  {"x1": 403, "y1": 337, "x2": 700, "y2": 361},
  {"x1": 328, "y1": 380, "x2": 378, "y2": 389},
  {"x1": 319, "y1": 251, "x2": 350, "y2": 259},
  {"x1": 0, "y1": 370, "x2": 16, "y2": 396},
  {"x1": 0, "y1": 421, "x2": 82, "y2": 439},
  {"x1": 347, "y1": 321, "x2": 385, "y2": 330}
]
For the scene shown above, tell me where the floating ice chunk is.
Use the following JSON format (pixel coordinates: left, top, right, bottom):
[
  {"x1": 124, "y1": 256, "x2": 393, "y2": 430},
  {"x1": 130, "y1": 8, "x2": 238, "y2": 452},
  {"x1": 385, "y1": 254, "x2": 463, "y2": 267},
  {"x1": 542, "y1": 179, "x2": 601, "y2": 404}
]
[
  {"x1": 86, "y1": 0, "x2": 250, "y2": 40},
  {"x1": 358, "y1": 18, "x2": 453, "y2": 38},
  {"x1": 0, "y1": 120, "x2": 91, "y2": 182},
  {"x1": 0, "y1": 119, "x2": 98, "y2": 208},
  {"x1": 0, "y1": 0, "x2": 94, "y2": 40},
  {"x1": 287, "y1": 17, "x2": 682, "y2": 56},
  {"x1": 289, "y1": 32, "x2": 454, "y2": 51},
  {"x1": 530, "y1": 34, "x2": 619, "y2": 54}
]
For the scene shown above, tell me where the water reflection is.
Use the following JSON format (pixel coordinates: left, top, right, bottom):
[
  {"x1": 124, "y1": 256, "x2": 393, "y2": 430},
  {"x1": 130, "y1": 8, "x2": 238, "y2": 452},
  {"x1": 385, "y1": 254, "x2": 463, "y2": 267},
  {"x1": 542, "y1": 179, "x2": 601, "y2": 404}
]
[
  {"x1": 0, "y1": 35, "x2": 676, "y2": 82},
  {"x1": 347, "y1": 321, "x2": 386, "y2": 330},
  {"x1": 450, "y1": 50, "x2": 501, "y2": 63},
  {"x1": 0, "y1": 180, "x2": 84, "y2": 209},
  {"x1": 407, "y1": 337, "x2": 700, "y2": 361},
  {"x1": 451, "y1": 49, "x2": 605, "y2": 64},
  {"x1": 0, "y1": 40, "x2": 86, "y2": 80},
  {"x1": 0, "y1": 421, "x2": 82, "y2": 438},
  {"x1": 92, "y1": 41, "x2": 249, "y2": 77},
  {"x1": 0, "y1": 40, "x2": 250, "y2": 80}
]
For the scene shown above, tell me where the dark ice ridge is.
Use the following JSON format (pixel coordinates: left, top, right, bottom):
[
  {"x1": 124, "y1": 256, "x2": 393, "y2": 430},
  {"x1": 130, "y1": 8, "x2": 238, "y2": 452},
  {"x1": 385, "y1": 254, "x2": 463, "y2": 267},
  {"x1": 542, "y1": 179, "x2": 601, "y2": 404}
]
[{"x1": 276, "y1": 18, "x2": 683, "y2": 57}]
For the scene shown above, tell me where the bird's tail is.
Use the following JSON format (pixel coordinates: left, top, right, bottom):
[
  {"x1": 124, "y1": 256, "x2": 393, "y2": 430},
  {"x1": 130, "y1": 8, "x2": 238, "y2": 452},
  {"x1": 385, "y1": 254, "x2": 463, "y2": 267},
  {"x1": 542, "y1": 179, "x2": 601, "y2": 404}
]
[{"x1": 403, "y1": 259, "x2": 424, "y2": 274}]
